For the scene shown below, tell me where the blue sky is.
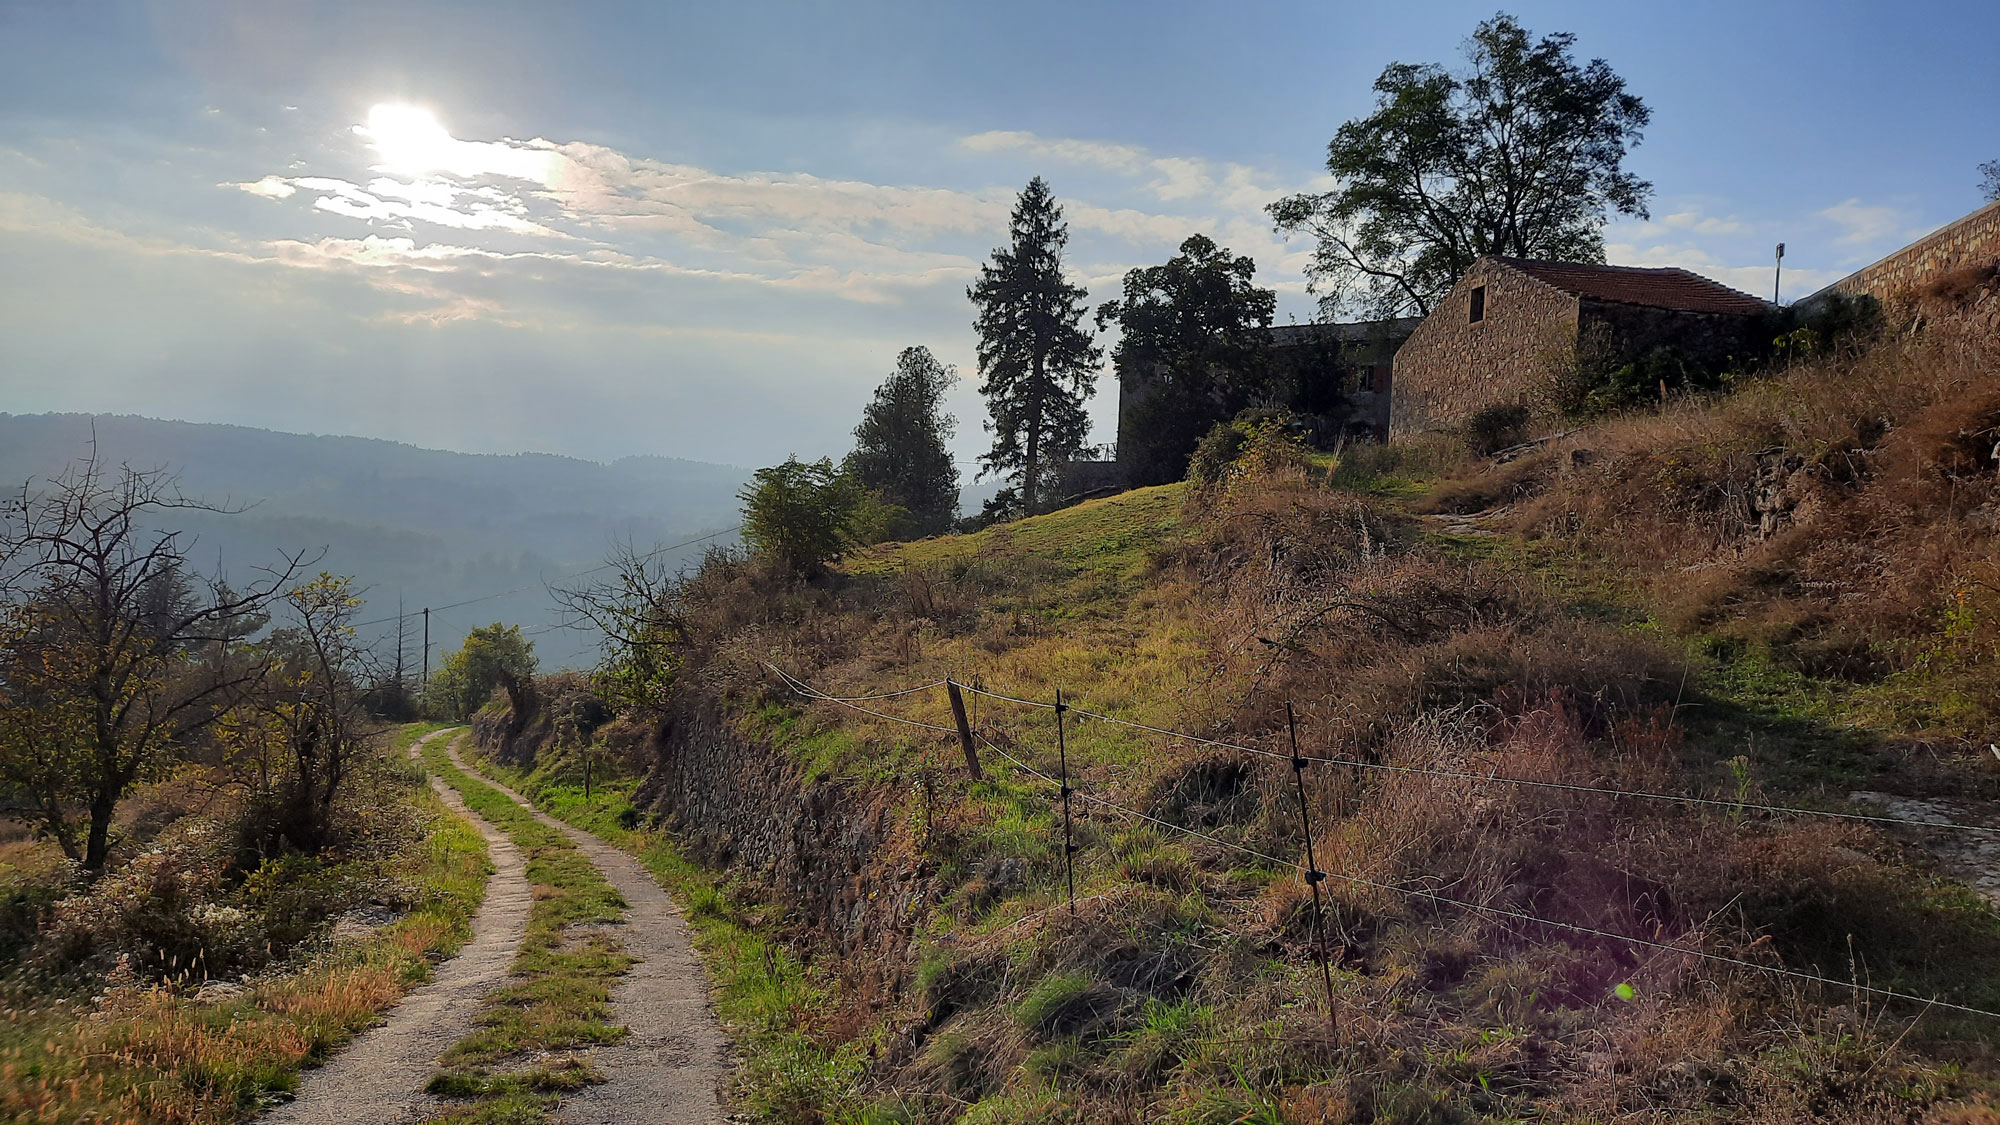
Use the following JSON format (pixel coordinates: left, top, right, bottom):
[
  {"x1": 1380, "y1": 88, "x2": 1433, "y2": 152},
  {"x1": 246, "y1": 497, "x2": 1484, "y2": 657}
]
[{"x1": 2, "y1": 0, "x2": 1996, "y2": 473}]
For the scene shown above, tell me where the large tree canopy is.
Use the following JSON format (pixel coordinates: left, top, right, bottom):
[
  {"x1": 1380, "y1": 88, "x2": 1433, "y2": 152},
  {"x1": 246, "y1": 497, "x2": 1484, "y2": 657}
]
[
  {"x1": 969, "y1": 177, "x2": 1101, "y2": 513},
  {"x1": 847, "y1": 346, "x2": 960, "y2": 538},
  {"x1": 1270, "y1": 12, "x2": 1652, "y2": 318},
  {"x1": 1097, "y1": 235, "x2": 1276, "y2": 485}
]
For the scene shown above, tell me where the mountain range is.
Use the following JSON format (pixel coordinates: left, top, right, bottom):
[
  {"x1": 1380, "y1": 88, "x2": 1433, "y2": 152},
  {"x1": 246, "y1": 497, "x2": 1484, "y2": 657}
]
[{"x1": 0, "y1": 414, "x2": 749, "y2": 670}]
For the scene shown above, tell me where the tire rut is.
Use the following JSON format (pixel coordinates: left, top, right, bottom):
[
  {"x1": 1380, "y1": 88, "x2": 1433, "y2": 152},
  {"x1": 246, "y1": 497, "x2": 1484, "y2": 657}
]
[
  {"x1": 263, "y1": 728, "x2": 534, "y2": 1125},
  {"x1": 444, "y1": 740, "x2": 730, "y2": 1125}
]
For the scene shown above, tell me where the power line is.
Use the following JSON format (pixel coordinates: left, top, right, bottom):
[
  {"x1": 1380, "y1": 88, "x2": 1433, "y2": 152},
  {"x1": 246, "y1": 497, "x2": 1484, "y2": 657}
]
[{"x1": 351, "y1": 525, "x2": 741, "y2": 631}]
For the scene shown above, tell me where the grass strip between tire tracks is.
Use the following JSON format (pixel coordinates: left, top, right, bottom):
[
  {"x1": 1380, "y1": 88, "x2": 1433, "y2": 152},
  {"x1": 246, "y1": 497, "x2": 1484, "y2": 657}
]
[
  {"x1": 471, "y1": 757, "x2": 853, "y2": 1121},
  {"x1": 418, "y1": 734, "x2": 634, "y2": 1124}
]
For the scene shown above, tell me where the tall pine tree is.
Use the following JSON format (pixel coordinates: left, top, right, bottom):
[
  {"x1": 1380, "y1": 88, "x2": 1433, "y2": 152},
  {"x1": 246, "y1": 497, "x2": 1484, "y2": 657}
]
[
  {"x1": 847, "y1": 346, "x2": 960, "y2": 537},
  {"x1": 969, "y1": 177, "x2": 1102, "y2": 513}
]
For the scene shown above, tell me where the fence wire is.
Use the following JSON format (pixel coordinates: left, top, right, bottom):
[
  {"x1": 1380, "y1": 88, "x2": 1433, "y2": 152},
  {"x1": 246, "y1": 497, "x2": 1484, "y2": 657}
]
[{"x1": 767, "y1": 664, "x2": 2000, "y2": 1023}]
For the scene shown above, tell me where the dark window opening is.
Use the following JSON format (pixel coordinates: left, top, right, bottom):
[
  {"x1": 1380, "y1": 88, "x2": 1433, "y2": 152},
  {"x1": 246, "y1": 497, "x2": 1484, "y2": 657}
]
[{"x1": 1469, "y1": 285, "x2": 1486, "y2": 323}]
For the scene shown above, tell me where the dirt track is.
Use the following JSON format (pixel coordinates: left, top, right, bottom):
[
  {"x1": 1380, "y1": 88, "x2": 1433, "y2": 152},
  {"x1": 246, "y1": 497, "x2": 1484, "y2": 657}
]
[
  {"x1": 443, "y1": 739, "x2": 730, "y2": 1124},
  {"x1": 264, "y1": 729, "x2": 534, "y2": 1125}
]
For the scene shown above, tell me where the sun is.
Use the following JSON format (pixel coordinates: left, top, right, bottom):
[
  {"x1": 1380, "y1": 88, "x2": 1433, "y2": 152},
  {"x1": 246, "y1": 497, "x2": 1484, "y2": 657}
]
[{"x1": 358, "y1": 103, "x2": 456, "y2": 176}]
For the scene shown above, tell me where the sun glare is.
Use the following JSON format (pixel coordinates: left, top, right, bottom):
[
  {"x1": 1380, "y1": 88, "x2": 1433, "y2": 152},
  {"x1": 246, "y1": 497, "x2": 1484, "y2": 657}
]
[{"x1": 358, "y1": 103, "x2": 456, "y2": 176}]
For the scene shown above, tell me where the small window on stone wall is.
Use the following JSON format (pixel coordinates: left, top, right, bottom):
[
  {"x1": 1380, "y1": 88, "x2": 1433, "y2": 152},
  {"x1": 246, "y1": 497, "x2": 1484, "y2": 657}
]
[{"x1": 1469, "y1": 285, "x2": 1486, "y2": 323}]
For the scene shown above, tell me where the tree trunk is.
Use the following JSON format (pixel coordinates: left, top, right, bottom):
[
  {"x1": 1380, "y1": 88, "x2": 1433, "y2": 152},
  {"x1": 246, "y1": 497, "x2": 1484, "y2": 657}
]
[
  {"x1": 84, "y1": 789, "x2": 116, "y2": 871},
  {"x1": 1024, "y1": 355, "x2": 1045, "y2": 512}
]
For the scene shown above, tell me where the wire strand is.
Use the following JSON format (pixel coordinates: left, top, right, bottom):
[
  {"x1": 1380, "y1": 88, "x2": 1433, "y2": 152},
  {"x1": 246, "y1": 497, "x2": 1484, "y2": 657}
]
[
  {"x1": 777, "y1": 667, "x2": 2000, "y2": 1021},
  {"x1": 964, "y1": 683, "x2": 2000, "y2": 836}
]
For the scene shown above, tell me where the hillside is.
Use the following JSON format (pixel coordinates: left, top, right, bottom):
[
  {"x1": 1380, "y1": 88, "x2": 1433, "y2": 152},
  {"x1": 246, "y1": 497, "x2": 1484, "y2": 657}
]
[
  {"x1": 468, "y1": 290, "x2": 2000, "y2": 1121},
  {"x1": 0, "y1": 414, "x2": 748, "y2": 667}
]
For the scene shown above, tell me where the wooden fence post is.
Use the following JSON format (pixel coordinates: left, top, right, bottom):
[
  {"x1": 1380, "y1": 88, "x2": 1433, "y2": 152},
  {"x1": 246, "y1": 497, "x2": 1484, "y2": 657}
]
[{"x1": 946, "y1": 680, "x2": 983, "y2": 781}]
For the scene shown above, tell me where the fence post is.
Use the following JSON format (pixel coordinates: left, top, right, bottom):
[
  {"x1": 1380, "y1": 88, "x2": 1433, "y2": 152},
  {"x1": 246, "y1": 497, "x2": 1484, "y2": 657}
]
[
  {"x1": 946, "y1": 681, "x2": 983, "y2": 781},
  {"x1": 1287, "y1": 701, "x2": 1338, "y2": 1037},
  {"x1": 1057, "y1": 688, "x2": 1077, "y2": 917}
]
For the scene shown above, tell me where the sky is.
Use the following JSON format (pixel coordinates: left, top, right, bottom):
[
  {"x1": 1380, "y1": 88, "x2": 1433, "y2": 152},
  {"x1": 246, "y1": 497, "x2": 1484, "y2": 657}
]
[{"x1": 3, "y1": 0, "x2": 1997, "y2": 476}]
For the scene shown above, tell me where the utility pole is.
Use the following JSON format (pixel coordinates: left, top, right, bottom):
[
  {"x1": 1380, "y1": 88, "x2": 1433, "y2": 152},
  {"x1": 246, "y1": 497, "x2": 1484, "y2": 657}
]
[
  {"x1": 422, "y1": 607, "x2": 430, "y2": 689},
  {"x1": 1774, "y1": 242, "x2": 1785, "y2": 305}
]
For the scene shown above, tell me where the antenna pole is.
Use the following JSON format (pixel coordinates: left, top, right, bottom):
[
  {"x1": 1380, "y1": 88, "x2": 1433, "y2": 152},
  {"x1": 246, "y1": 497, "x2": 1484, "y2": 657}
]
[{"x1": 1774, "y1": 242, "x2": 1785, "y2": 305}]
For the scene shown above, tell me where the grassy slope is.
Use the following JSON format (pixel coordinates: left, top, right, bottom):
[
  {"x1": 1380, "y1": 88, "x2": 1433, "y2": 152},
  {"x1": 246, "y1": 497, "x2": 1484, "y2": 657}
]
[
  {"x1": 0, "y1": 723, "x2": 490, "y2": 1125},
  {"x1": 707, "y1": 438, "x2": 2000, "y2": 1118}
]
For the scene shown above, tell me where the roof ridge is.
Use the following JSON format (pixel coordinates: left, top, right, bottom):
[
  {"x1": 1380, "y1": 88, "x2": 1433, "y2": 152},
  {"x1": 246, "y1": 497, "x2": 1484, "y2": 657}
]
[{"x1": 1481, "y1": 255, "x2": 1769, "y2": 315}]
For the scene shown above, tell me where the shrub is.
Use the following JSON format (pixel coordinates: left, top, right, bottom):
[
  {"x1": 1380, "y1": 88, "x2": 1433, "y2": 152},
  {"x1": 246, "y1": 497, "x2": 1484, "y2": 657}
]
[
  {"x1": 41, "y1": 819, "x2": 263, "y2": 979},
  {"x1": 1462, "y1": 403, "x2": 1531, "y2": 456},
  {"x1": 1187, "y1": 411, "x2": 1313, "y2": 491},
  {"x1": 739, "y1": 456, "x2": 869, "y2": 576}
]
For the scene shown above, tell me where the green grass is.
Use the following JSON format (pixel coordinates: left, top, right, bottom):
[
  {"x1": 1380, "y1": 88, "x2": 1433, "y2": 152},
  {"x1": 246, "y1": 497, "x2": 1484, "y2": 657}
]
[
  {"x1": 419, "y1": 735, "x2": 633, "y2": 1123},
  {"x1": 851, "y1": 482, "x2": 1184, "y2": 586}
]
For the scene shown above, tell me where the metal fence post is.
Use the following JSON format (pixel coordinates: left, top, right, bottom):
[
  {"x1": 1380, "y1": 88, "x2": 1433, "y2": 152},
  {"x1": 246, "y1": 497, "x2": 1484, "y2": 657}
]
[
  {"x1": 1057, "y1": 689, "x2": 1077, "y2": 917},
  {"x1": 1287, "y1": 701, "x2": 1338, "y2": 1037}
]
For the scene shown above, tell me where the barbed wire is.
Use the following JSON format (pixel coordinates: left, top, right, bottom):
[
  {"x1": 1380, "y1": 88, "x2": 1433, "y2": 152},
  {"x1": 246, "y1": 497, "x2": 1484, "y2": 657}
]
[
  {"x1": 772, "y1": 665, "x2": 2000, "y2": 1022},
  {"x1": 960, "y1": 684, "x2": 2000, "y2": 836}
]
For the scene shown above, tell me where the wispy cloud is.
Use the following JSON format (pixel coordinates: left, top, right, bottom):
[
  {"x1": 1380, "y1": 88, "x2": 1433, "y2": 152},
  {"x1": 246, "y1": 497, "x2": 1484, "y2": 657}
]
[
  {"x1": 1819, "y1": 198, "x2": 1907, "y2": 245},
  {"x1": 214, "y1": 109, "x2": 1318, "y2": 326}
]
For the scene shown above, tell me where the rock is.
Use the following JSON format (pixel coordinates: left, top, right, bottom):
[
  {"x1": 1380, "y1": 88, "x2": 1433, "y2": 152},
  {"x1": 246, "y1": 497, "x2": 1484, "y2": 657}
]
[{"x1": 195, "y1": 979, "x2": 247, "y2": 1003}]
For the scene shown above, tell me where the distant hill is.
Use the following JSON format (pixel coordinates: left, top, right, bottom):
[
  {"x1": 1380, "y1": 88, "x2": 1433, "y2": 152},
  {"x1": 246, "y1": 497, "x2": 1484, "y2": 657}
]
[{"x1": 0, "y1": 414, "x2": 748, "y2": 669}]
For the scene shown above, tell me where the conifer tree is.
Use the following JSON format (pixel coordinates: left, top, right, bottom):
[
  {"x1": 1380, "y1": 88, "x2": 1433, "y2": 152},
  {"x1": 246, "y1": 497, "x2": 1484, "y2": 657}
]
[
  {"x1": 968, "y1": 177, "x2": 1102, "y2": 512},
  {"x1": 847, "y1": 346, "x2": 960, "y2": 537}
]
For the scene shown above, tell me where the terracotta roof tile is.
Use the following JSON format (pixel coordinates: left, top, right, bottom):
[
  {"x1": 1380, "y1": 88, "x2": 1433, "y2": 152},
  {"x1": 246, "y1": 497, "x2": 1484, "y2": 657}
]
[{"x1": 1493, "y1": 257, "x2": 1772, "y2": 316}]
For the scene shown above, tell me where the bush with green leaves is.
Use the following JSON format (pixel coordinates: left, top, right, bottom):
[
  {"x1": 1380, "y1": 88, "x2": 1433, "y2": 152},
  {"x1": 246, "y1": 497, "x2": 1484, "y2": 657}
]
[{"x1": 739, "y1": 456, "x2": 870, "y2": 576}]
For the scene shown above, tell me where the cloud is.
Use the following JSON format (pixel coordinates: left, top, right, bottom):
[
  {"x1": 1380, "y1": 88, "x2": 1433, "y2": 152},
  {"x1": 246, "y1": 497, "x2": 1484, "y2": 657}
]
[
  {"x1": 1604, "y1": 240, "x2": 1833, "y2": 302},
  {"x1": 1819, "y1": 198, "x2": 1906, "y2": 245},
  {"x1": 232, "y1": 174, "x2": 297, "y2": 199},
  {"x1": 1657, "y1": 209, "x2": 1746, "y2": 235},
  {"x1": 956, "y1": 128, "x2": 1312, "y2": 213}
]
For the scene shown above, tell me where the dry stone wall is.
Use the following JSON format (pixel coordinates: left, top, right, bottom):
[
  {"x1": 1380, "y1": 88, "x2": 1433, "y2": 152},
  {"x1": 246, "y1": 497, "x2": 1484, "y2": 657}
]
[
  {"x1": 1820, "y1": 199, "x2": 2000, "y2": 306},
  {"x1": 1586, "y1": 300, "x2": 1772, "y2": 374},
  {"x1": 1391, "y1": 259, "x2": 1579, "y2": 435},
  {"x1": 635, "y1": 695, "x2": 931, "y2": 964}
]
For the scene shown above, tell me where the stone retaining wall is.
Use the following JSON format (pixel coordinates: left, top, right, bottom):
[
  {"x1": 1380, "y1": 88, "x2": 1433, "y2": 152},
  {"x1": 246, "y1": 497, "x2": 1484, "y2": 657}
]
[{"x1": 1816, "y1": 199, "x2": 2000, "y2": 307}]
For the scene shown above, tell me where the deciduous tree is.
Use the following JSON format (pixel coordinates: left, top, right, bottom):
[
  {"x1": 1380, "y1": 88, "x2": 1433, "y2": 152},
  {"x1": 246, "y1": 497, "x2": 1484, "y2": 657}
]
[
  {"x1": 969, "y1": 177, "x2": 1102, "y2": 512},
  {"x1": 1270, "y1": 13, "x2": 1652, "y2": 318},
  {"x1": 0, "y1": 454, "x2": 299, "y2": 869},
  {"x1": 1097, "y1": 235, "x2": 1276, "y2": 485},
  {"x1": 425, "y1": 622, "x2": 537, "y2": 721}
]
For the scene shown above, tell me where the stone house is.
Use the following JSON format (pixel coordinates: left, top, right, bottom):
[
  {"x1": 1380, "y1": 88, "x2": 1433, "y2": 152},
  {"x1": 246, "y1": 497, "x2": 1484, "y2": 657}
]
[
  {"x1": 1389, "y1": 257, "x2": 1772, "y2": 437},
  {"x1": 1112, "y1": 316, "x2": 1418, "y2": 484},
  {"x1": 1263, "y1": 318, "x2": 1420, "y2": 443}
]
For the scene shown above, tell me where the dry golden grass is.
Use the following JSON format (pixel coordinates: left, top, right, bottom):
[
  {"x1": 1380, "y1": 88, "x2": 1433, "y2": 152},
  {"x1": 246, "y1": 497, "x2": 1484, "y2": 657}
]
[{"x1": 0, "y1": 770, "x2": 488, "y2": 1125}]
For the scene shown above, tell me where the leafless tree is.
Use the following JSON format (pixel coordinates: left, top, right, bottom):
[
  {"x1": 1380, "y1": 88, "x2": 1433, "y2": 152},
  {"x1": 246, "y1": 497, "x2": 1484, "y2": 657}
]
[{"x1": 0, "y1": 449, "x2": 304, "y2": 869}]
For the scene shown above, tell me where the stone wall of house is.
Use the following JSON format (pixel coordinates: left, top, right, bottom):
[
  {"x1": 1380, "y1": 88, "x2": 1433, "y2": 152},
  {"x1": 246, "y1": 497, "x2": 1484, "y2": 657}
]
[
  {"x1": 1586, "y1": 300, "x2": 1772, "y2": 374},
  {"x1": 1390, "y1": 259, "x2": 1579, "y2": 436},
  {"x1": 1819, "y1": 199, "x2": 2000, "y2": 307}
]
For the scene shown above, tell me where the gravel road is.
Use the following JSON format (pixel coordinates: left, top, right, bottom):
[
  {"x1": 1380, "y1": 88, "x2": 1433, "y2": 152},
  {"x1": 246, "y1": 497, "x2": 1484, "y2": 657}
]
[
  {"x1": 444, "y1": 739, "x2": 731, "y2": 1124},
  {"x1": 263, "y1": 728, "x2": 534, "y2": 1125}
]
